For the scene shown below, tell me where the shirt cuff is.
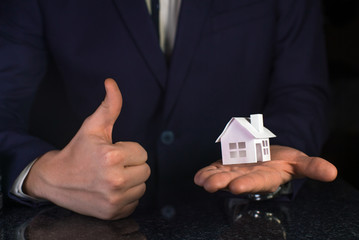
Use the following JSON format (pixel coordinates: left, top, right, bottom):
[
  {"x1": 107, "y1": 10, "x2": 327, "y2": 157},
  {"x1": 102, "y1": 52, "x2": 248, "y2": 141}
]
[{"x1": 10, "y1": 159, "x2": 48, "y2": 203}]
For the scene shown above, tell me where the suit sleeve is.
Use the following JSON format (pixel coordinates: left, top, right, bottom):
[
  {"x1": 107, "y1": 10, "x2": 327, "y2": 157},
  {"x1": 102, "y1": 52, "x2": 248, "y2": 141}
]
[
  {"x1": 0, "y1": 0, "x2": 55, "y2": 197},
  {"x1": 264, "y1": 0, "x2": 330, "y2": 156}
]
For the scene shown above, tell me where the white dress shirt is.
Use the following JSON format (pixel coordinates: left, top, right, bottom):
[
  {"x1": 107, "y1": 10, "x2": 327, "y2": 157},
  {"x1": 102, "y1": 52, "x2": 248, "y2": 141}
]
[
  {"x1": 11, "y1": 159, "x2": 47, "y2": 202},
  {"x1": 146, "y1": 0, "x2": 181, "y2": 55}
]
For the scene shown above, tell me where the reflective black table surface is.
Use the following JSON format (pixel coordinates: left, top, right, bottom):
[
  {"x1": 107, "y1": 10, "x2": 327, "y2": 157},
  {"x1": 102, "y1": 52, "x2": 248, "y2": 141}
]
[{"x1": 1, "y1": 179, "x2": 359, "y2": 240}]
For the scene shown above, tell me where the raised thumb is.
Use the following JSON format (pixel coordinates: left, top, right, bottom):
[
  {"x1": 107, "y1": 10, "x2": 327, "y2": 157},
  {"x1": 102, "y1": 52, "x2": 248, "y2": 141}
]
[{"x1": 83, "y1": 78, "x2": 123, "y2": 140}]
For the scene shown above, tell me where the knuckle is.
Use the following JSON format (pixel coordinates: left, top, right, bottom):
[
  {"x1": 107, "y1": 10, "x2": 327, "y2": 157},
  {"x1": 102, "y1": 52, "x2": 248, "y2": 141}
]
[
  {"x1": 102, "y1": 150, "x2": 116, "y2": 166},
  {"x1": 107, "y1": 195, "x2": 121, "y2": 207},
  {"x1": 105, "y1": 176, "x2": 126, "y2": 190},
  {"x1": 102, "y1": 149, "x2": 124, "y2": 167}
]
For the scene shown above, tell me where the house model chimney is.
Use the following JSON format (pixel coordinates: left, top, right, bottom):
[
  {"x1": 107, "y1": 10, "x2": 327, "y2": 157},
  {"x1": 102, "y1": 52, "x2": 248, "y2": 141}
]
[{"x1": 250, "y1": 114, "x2": 264, "y2": 132}]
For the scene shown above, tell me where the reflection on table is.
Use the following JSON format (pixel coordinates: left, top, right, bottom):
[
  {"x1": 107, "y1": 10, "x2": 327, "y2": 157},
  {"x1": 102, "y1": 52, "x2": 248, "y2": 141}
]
[{"x1": 1, "y1": 179, "x2": 359, "y2": 240}]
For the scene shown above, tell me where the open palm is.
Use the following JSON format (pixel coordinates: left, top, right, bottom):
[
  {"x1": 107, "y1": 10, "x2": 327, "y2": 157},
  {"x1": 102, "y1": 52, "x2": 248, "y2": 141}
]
[{"x1": 194, "y1": 145, "x2": 337, "y2": 194}]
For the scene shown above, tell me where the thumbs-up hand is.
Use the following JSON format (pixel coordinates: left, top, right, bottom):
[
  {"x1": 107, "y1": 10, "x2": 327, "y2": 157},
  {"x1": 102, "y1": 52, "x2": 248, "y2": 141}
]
[{"x1": 24, "y1": 79, "x2": 150, "y2": 220}]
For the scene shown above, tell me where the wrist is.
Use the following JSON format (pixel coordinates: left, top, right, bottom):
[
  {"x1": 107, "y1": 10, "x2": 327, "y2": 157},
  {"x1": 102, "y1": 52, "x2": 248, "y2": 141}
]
[{"x1": 23, "y1": 150, "x2": 60, "y2": 200}]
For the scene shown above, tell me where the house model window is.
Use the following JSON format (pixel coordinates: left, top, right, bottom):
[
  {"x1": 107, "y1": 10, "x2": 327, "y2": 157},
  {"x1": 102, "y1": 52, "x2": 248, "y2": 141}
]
[
  {"x1": 216, "y1": 114, "x2": 276, "y2": 165},
  {"x1": 229, "y1": 142, "x2": 246, "y2": 158}
]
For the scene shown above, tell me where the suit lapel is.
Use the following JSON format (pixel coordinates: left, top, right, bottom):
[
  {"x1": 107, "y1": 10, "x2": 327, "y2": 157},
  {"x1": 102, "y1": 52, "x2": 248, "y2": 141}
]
[
  {"x1": 164, "y1": 0, "x2": 212, "y2": 120},
  {"x1": 113, "y1": 0, "x2": 167, "y2": 89}
]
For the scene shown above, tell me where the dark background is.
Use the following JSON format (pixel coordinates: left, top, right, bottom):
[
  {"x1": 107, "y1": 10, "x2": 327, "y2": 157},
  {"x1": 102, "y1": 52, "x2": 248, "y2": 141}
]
[
  {"x1": 0, "y1": 1, "x2": 357, "y2": 197},
  {"x1": 321, "y1": 0, "x2": 359, "y2": 189}
]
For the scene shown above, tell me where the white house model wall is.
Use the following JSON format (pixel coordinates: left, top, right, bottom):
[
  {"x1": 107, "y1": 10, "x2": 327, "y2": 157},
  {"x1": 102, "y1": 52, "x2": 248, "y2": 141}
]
[{"x1": 216, "y1": 114, "x2": 276, "y2": 165}]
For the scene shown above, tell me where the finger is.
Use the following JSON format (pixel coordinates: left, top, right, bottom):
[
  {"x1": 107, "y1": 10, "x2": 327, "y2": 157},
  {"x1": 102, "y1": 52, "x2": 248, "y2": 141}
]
[
  {"x1": 194, "y1": 161, "x2": 229, "y2": 185},
  {"x1": 201, "y1": 172, "x2": 234, "y2": 193},
  {"x1": 118, "y1": 200, "x2": 140, "y2": 219},
  {"x1": 120, "y1": 164, "x2": 151, "y2": 190},
  {"x1": 228, "y1": 170, "x2": 283, "y2": 194},
  {"x1": 121, "y1": 183, "x2": 147, "y2": 206},
  {"x1": 111, "y1": 200, "x2": 140, "y2": 220},
  {"x1": 115, "y1": 141, "x2": 148, "y2": 166},
  {"x1": 194, "y1": 166, "x2": 222, "y2": 186},
  {"x1": 294, "y1": 156, "x2": 337, "y2": 182},
  {"x1": 84, "y1": 78, "x2": 123, "y2": 140},
  {"x1": 194, "y1": 163, "x2": 252, "y2": 187},
  {"x1": 201, "y1": 168, "x2": 259, "y2": 193},
  {"x1": 197, "y1": 167, "x2": 243, "y2": 192},
  {"x1": 200, "y1": 164, "x2": 287, "y2": 194},
  {"x1": 99, "y1": 184, "x2": 145, "y2": 220}
]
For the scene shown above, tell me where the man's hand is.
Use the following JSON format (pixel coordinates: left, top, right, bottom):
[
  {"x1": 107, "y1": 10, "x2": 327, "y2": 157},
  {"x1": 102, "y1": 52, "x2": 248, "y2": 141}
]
[
  {"x1": 24, "y1": 78, "x2": 150, "y2": 220},
  {"x1": 194, "y1": 145, "x2": 337, "y2": 194}
]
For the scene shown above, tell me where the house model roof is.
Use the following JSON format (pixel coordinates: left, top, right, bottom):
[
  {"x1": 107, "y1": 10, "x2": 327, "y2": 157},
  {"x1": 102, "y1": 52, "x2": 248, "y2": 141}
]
[{"x1": 215, "y1": 115, "x2": 276, "y2": 143}]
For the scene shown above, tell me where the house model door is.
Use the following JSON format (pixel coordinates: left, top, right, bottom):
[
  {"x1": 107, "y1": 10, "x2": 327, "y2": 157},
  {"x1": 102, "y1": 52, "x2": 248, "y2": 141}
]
[{"x1": 256, "y1": 143, "x2": 263, "y2": 162}]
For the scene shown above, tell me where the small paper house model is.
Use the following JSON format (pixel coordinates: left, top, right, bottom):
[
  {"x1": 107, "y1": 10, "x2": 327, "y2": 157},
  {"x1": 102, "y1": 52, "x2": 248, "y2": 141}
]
[{"x1": 216, "y1": 114, "x2": 276, "y2": 165}]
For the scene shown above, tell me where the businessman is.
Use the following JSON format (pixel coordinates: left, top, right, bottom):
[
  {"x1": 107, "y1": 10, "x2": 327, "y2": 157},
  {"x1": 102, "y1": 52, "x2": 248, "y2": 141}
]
[{"x1": 0, "y1": 0, "x2": 337, "y2": 219}]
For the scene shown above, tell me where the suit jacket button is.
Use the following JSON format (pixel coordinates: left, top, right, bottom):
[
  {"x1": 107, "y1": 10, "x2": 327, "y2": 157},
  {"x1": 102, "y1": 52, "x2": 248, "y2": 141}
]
[
  {"x1": 161, "y1": 205, "x2": 176, "y2": 219},
  {"x1": 161, "y1": 131, "x2": 175, "y2": 145}
]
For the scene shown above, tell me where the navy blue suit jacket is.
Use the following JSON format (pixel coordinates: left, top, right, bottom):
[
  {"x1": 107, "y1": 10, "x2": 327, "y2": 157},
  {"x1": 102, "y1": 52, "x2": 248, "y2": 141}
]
[{"x1": 0, "y1": 0, "x2": 329, "y2": 206}]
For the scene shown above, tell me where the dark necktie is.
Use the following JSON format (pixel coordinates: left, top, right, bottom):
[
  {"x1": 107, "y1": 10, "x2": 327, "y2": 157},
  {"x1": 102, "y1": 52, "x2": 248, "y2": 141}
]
[{"x1": 151, "y1": 0, "x2": 160, "y2": 37}]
